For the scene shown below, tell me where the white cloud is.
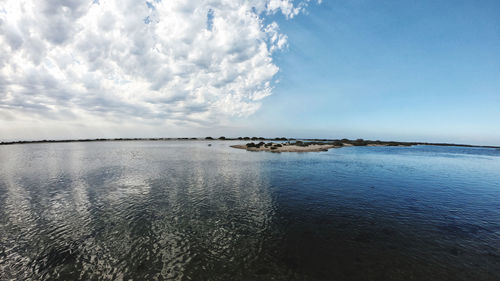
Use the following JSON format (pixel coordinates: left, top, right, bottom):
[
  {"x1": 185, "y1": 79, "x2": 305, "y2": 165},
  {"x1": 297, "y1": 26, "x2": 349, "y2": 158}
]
[{"x1": 0, "y1": 0, "x2": 316, "y2": 133}]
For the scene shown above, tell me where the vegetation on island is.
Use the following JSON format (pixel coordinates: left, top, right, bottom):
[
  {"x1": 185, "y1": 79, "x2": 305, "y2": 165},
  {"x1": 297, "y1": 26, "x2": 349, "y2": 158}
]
[{"x1": 246, "y1": 142, "x2": 287, "y2": 149}]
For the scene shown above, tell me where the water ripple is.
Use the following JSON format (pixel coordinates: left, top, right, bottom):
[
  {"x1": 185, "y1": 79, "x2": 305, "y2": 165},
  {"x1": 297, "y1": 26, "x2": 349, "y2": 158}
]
[{"x1": 0, "y1": 142, "x2": 499, "y2": 280}]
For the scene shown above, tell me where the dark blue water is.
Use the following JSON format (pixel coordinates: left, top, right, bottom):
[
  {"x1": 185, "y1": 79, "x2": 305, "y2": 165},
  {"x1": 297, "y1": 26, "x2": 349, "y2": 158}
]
[{"x1": 0, "y1": 141, "x2": 499, "y2": 280}]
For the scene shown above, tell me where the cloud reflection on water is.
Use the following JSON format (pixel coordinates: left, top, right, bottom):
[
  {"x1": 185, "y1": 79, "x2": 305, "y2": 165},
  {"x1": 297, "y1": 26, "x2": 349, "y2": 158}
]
[{"x1": 0, "y1": 141, "x2": 274, "y2": 280}]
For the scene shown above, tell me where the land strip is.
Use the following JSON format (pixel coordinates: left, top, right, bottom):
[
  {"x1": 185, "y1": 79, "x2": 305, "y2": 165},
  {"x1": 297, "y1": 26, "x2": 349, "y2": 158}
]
[{"x1": 1, "y1": 137, "x2": 498, "y2": 149}]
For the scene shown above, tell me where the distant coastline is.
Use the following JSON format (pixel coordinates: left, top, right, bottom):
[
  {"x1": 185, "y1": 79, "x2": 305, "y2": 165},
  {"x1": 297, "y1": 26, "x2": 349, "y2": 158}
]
[{"x1": 1, "y1": 137, "x2": 499, "y2": 149}]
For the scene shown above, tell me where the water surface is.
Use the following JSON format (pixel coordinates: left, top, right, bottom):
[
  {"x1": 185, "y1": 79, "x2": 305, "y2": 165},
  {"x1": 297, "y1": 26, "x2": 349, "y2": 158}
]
[{"x1": 1, "y1": 141, "x2": 499, "y2": 280}]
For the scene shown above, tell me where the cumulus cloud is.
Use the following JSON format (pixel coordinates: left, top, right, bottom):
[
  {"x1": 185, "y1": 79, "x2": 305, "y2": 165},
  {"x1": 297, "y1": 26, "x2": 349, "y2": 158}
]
[{"x1": 0, "y1": 0, "x2": 317, "y2": 128}]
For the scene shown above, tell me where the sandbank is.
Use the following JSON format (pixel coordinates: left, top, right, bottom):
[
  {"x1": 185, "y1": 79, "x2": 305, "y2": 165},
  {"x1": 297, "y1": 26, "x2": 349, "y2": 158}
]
[{"x1": 230, "y1": 143, "x2": 339, "y2": 152}]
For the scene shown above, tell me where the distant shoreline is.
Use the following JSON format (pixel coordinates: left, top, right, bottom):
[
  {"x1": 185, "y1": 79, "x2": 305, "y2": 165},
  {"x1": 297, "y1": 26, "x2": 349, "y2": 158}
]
[{"x1": 0, "y1": 137, "x2": 499, "y2": 149}]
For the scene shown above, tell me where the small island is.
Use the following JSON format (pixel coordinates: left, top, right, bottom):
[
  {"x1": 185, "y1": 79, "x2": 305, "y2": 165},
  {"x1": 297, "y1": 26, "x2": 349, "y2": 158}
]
[{"x1": 231, "y1": 141, "x2": 344, "y2": 152}]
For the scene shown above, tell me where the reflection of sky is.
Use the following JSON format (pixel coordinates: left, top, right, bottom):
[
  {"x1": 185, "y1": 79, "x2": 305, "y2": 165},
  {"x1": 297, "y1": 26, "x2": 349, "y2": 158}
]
[
  {"x1": 2, "y1": 141, "x2": 500, "y2": 279},
  {"x1": 0, "y1": 141, "x2": 275, "y2": 280}
]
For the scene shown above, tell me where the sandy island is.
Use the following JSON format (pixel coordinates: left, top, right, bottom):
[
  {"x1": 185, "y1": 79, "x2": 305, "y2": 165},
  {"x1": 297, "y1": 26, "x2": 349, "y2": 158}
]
[
  {"x1": 229, "y1": 139, "x2": 418, "y2": 152},
  {"x1": 231, "y1": 142, "x2": 344, "y2": 152}
]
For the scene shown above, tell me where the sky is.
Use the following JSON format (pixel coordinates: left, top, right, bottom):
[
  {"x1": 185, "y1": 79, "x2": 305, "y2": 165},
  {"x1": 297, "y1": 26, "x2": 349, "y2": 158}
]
[{"x1": 0, "y1": 0, "x2": 499, "y2": 145}]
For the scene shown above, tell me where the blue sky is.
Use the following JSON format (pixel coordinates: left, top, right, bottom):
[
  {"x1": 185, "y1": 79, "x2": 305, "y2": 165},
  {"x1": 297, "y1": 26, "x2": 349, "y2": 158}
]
[
  {"x1": 0, "y1": 0, "x2": 499, "y2": 145},
  {"x1": 239, "y1": 0, "x2": 500, "y2": 145}
]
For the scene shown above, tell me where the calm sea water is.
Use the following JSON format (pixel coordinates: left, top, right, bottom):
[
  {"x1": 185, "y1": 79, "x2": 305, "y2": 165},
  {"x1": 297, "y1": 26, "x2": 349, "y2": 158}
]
[{"x1": 1, "y1": 141, "x2": 499, "y2": 280}]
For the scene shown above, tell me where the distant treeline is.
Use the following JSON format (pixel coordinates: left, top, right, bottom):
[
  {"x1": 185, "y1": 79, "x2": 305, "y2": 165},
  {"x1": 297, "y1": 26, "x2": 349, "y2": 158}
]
[
  {"x1": 1, "y1": 137, "x2": 499, "y2": 149},
  {"x1": 0, "y1": 138, "x2": 196, "y2": 145},
  {"x1": 0, "y1": 137, "x2": 291, "y2": 145}
]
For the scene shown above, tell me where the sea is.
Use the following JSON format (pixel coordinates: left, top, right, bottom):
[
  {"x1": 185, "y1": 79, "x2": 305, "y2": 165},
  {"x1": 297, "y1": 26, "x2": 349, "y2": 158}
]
[{"x1": 1, "y1": 140, "x2": 499, "y2": 280}]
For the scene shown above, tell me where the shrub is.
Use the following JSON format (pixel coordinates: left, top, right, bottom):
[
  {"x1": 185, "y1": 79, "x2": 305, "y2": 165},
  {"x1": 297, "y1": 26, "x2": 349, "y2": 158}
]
[
  {"x1": 246, "y1": 142, "x2": 256, "y2": 147},
  {"x1": 352, "y1": 139, "x2": 368, "y2": 146},
  {"x1": 218, "y1": 136, "x2": 226, "y2": 140},
  {"x1": 293, "y1": 141, "x2": 309, "y2": 147},
  {"x1": 333, "y1": 140, "x2": 344, "y2": 146},
  {"x1": 205, "y1": 137, "x2": 214, "y2": 140}
]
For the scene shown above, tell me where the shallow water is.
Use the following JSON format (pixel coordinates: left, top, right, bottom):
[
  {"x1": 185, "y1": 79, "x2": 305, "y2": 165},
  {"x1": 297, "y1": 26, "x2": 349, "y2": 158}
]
[{"x1": 0, "y1": 141, "x2": 499, "y2": 280}]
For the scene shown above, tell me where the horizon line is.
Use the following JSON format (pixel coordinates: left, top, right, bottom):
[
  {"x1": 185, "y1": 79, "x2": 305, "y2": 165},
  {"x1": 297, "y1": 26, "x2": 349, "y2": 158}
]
[{"x1": 1, "y1": 137, "x2": 499, "y2": 149}]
